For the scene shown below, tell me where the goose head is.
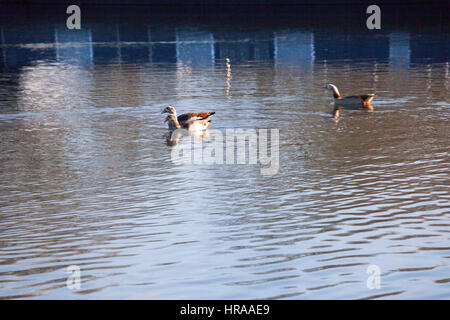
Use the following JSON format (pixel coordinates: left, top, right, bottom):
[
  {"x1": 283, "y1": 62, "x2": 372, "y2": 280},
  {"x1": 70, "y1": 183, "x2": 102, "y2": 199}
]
[
  {"x1": 323, "y1": 84, "x2": 341, "y2": 98},
  {"x1": 161, "y1": 105, "x2": 176, "y2": 114}
]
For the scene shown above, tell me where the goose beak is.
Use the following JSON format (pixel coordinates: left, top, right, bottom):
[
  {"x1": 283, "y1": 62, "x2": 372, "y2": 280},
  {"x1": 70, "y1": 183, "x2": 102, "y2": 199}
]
[
  {"x1": 161, "y1": 109, "x2": 166, "y2": 114},
  {"x1": 323, "y1": 86, "x2": 328, "y2": 89}
]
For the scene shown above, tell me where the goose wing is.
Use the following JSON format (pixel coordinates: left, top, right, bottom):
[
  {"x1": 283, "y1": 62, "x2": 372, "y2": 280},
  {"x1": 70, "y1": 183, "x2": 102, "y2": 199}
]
[{"x1": 177, "y1": 112, "x2": 215, "y2": 125}]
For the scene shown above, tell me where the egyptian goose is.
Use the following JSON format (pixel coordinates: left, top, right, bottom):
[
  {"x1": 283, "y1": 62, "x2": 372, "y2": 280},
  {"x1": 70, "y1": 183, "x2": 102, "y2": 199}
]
[
  {"x1": 161, "y1": 105, "x2": 215, "y2": 129},
  {"x1": 324, "y1": 84, "x2": 374, "y2": 109}
]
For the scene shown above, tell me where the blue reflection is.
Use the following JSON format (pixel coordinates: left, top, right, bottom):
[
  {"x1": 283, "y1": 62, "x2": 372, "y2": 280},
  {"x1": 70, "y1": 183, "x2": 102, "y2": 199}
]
[
  {"x1": 150, "y1": 28, "x2": 176, "y2": 63},
  {"x1": 314, "y1": 32, "x2": 389, "y2": 61},
  {"x1": 1, "y1": 24, "x2": 54, "y2": 44},
  {"x1": 214, "y1": 31, "x2": 254, "y2": 63},
  {"x1": 274, "y1": 31, "x2": 314, "y2": 67},
  {"x1": 0, "y1": 24, "x2": 56, "y2": 70},
  {"x1": 176, "y1": 29, "x2": 214, "y2": 67},
  {"x1": 0, "y1": 22, "x2": 448, "y2": 70},
  {"x1": 55, "y1": 27, "x2": 93, "y2": 65},
  {"x1": 411, "y1": 33, "x2": 450, "y2": 63},
  {"x1": 253, "y1": 34, "x2": 274, "y2": 61},
  {"x1": 92, "y1": 24, "x2": 120, "y2": 64},
  {"x1": 389, "y1": 32, "x2": 410, "y2": 68}
]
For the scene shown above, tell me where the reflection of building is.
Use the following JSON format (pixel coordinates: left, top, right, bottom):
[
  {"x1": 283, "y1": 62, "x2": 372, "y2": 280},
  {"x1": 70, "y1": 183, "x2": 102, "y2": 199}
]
[
  {"x1": 2, "y1": 24, "x2": 54, "y2": 44},
  {"x1": 253, "y1": 32, "x2": 274, "y2": 62},
  {"x1": 150, "y1": 28, "x2": 176, "y2": 63},
  {"x1": 1, "y1": 24, "x2": 55, "y2": 69},
  {"x1": 214, "y1": 31, "x2": 253, "y2": 63},
  {"x1": 314, "y1": 32, "x2": 389, "y2": 61},
  {"x1": 0, "y1": 22, "x2": 448, "y2": 70},
  {"x1": 389, "y1": 32, "x2": 410, "y2": 68},
  {"x1": 91, "y1": 24, "x2": 120, "y2": 64},
  {"x1": 214, "y1": 31, "x2": 274, "y2": 63},
  {"x1": 387, "y1": 33, "x2": 411, "y2": 98},
  {"x1": 0, "y1": 26, "x2": 5, "y2": 68},
  {"x1": 119, "y1": 23, "x2": 149, "y2": 63},
  {"x1": 55, "y1": 27, "x2": 93, "y2": 65},
  {"x1": 274, "y1": 31, "x2": 314, "y2": 67},
  {"x1": 410, "y1": 33, "x2": 449, "y2": 63},
  {"x1": 176, "y1": 29, "x2": 214, "y2": 67},
  {"x1": 92, "y1": 24, "x2": 151, "y2": 64}
]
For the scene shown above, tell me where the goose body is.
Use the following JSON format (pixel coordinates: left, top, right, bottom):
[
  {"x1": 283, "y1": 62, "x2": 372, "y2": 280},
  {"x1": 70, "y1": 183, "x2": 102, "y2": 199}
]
[
  {"x1": 325, "y1": 84, "x2": 374, "y2": 108},
  {"x1": 161, "y1": 105, "x2": 215, "y2": 129}
]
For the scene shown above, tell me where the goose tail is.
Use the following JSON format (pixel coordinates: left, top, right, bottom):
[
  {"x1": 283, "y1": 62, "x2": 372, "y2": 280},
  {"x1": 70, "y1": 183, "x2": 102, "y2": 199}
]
[{"x1": 362, "y1": 94, "x2": 375, "y2": 103}]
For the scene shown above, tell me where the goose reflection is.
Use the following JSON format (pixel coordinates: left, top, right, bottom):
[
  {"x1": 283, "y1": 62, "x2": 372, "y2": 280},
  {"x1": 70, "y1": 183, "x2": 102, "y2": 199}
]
[{"x1": 332, "y1": 103, "x2": 374, "y2": 120}]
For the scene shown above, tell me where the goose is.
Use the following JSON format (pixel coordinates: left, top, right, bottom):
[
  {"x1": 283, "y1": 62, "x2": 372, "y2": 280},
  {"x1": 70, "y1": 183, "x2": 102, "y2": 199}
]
[
  {"x1": 161, "y1": 105, "x2": 215, "y2": 129},
  {"x1": 324, "y1": 84, "x2": 374, "y2": 109}
]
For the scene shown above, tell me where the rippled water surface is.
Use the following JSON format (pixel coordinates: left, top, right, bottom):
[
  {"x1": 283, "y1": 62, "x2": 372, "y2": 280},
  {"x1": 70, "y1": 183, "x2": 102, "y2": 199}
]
[{"x1": 0, "y1": 5, "x2": 449, "y2": 299}]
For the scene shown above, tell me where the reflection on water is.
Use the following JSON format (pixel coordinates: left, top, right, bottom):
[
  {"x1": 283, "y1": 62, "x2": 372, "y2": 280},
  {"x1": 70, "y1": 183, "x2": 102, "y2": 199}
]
[{"x1": 0, "y1": 5, "x2": 449, "y2": 299}]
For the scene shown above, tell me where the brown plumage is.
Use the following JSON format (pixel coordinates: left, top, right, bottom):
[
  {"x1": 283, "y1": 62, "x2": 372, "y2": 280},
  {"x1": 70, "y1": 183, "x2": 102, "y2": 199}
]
[{"x1": 161, "y1": 105, "x2": 215, "y2": 129}]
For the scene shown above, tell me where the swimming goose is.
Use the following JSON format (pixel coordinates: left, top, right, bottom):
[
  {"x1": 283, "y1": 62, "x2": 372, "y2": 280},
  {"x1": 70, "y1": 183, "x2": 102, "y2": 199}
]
[
  {"x1": 161, "y1": 105, "x2": 215, "y2": 129},
  {"x1": 324, "y1": 84, "x2": 374, "y2": 109}
]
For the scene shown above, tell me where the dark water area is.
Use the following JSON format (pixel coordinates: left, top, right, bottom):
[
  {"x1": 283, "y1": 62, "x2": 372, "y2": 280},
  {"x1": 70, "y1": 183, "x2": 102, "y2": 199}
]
[{"x1": 0, "y1": 4, "x2": 449, "y2": 299}]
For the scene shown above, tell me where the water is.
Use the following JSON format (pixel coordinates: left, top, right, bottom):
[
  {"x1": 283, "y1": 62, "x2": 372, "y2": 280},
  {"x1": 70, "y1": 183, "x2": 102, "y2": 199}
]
[{"x1": 0, "y1": 5, "x2": 449, "y2": 299}]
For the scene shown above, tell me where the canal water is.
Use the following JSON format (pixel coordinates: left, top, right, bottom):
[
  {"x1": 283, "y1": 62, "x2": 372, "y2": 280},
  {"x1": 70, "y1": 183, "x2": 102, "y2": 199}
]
[{"x1": 0, "y1": 5, "x2": 449, "y2": 299}]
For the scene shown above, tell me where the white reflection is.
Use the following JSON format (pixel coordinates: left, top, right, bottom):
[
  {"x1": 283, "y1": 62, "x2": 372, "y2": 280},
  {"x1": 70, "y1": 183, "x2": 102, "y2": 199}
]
[
  {"x1": 226, "y1": 57, "x2": 232, "y2": 99},
  {"x1": 18, "y1": 61, "x2": 94, "y2": 112}
]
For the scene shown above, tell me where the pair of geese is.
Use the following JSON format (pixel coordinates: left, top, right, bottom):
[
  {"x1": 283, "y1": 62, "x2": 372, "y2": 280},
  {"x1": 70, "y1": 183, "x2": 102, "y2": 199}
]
[
  {"x1": 161, "y1": 84, "x2": 375, "y2": 134},
  {"x1": 161, "y1": 105, "x2": 214, "y2": 145}
]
